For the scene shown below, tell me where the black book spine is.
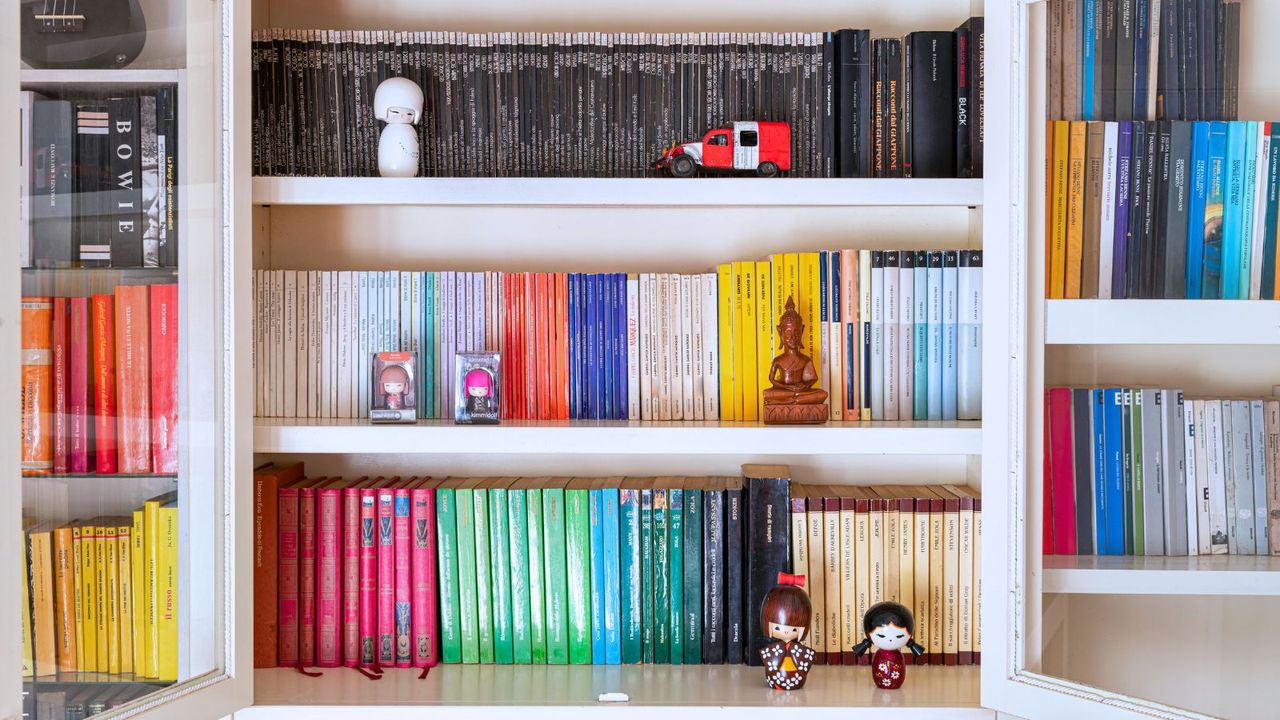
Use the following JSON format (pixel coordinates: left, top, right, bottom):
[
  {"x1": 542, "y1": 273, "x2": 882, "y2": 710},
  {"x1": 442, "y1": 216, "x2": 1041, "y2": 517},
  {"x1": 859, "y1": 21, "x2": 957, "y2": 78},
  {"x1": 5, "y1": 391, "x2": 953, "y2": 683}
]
[
  {"x1": 1157, "y1": 0, "x2": 1182, "y2": 120},
  {"x1": 31, "y1": 100, "x2": 75, "y2": 265},
  {"x1": 156, "y1": 84, "x2": 178, "y2": 267},
  {"x1": 251, "y1": 31, "x2": 262, "y2": 175},
  {"x1": 873, "y1": 39, "x2": 885, "y2": 178},
  {"x1": 742, "y1": 468, "x2": 790, "y2": 667},
  {"x1": 74, "y1": 101, "x2": 110, "y2": 267},
  {"x1": 702, "y1": 483, "x2": 725, "y2": 664},
  {"x1": 1071, "y1": 388, "x2": 1096, "y2": 555},
  {"x1": 1100, "y1": 0, "x2": 1118, "y2": 119},
  {"x1": 954, "y1": 24, "x2": 972, "y2": 178},
  {"x1": 108, "y1": 97, "x2": 142, "y2": 268},
  {"x1": 139, "y1": 95, "x2": 159, "y2": 268},
  {"x1": 885, "y1": 38, "x2": 904, "y2": 178},
  {"x1": 682, "y1": 487, "x2": 702, "y2": 662},
  {"x1": 902, "y1": 35, "x2": 914, "y2": 178},
  {"x1": 1116, "y1": 0, "x2": 1136, "y2": 121},
  {"x1": 908, "y1": 31, "x2": 957, "y2": 178},
  {"x1": 1224, "y1": 1, "x2": 1239, "y2": 120},
  {"x1": 969, "y1": 18, "x2": 984, "y2": 177},
  {"x1": 1151, "y1": 121, "x2": 1173, "y2": 296},
  {"x1": 822, "y1": 31, "x2": 836, "y2": 178},
  {"x1": 1139, "y1": 121, "x2": 1159, "y2": 297},
  {"x1": 853, "y1": 30, "x2": 872, "y2": 177},
  {"x1": 1180, "y1": 0, "x2": 1200, "y2": 120},
  {"x1": 1126, "y1": 121, "x2": 1146, "y2": 297},
  {"x1": 724, "y1": 479, "x2": 744, "y2": 664},
  {"x1": 835, "y1": 29, "x2": 855, "y2": 178},
  {"x1": 1198, "y1": 0, "x2": 1217, "y2": 120},
  {"x1": 1164, "y1": 121, "x2": 1192, "y2": 296}
]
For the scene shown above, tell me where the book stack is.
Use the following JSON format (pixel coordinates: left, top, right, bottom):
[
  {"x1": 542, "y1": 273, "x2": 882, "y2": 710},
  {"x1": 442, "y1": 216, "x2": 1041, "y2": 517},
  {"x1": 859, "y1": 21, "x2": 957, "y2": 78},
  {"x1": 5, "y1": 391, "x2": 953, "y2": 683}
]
[
  {"x1": 789, "y1": 484, "x2": 981, "y2": 666},
  {"x1": 1043, "y1": 388, "x2": 1280, "y2": 556},
  {"x1": 252, "y1": 250, "x2": 982, "y2": 422},
  {"x1": 22, "y1": 494, "x2": 180, "y2": 682},
  {"x1": 20, "y1": 285, "x2": 179, "y2": 477},
  {"x1": 1046, "y1": 0, "x2": 1241, "y2": 122},
  {"x1": 249, "y1": 25, "x2": 984, "y2": 179},
  {"x1": 20, "y1": 87, "x2": 180, "y2": 270},
  {"x1": 1046, "y1": 120, "x2": 1280, "y2": 299}
]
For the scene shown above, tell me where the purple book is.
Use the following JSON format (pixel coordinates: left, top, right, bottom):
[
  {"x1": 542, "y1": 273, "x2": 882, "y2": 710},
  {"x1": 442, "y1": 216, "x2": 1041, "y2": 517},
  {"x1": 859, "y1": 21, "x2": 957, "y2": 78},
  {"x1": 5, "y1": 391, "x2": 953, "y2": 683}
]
[{"x1": 1112, "y1": 122, "x2": 1134, "y2": 298}]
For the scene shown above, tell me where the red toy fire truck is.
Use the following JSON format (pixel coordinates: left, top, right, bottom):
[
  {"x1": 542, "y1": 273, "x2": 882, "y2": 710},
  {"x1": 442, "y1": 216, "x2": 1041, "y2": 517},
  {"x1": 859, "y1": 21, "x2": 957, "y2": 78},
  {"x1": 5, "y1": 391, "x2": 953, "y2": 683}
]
[{"x1": 654, "y1": 121, "x2": 792, "y2": 178}]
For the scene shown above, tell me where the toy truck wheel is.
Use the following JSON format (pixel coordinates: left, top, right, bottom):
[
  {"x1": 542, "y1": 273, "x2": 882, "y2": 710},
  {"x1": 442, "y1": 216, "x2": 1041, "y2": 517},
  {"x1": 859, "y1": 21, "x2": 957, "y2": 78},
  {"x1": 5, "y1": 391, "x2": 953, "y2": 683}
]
[
  {"x1": 756, "y1": 161, "x2": 779, "y2": 178},
  {"x1": 671, "y1": 154, "x2": 697, "y2": 178}
]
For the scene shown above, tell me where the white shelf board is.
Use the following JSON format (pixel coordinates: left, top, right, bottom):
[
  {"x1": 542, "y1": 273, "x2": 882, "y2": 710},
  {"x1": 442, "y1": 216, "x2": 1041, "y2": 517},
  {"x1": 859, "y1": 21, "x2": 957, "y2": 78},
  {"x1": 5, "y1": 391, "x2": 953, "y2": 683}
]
[
  {"x1": 254, "y1": 419, "x2": 982, "y2": 455},
  {"x1": 1042, "y1": 555, "x2": 1280, "y2": 596},
  {"x1": 21, "y1": 68, "x2": 183, "y2": 87},
  {"x1": 1045, "y1": 300, "x2": 1280, "y2": 345},
  {"x1": 252, "y1": 177, "x2": 984, "y2": 208},
  {"x1": 245, "y1": 665, "x2": 987, "y2": 719}
]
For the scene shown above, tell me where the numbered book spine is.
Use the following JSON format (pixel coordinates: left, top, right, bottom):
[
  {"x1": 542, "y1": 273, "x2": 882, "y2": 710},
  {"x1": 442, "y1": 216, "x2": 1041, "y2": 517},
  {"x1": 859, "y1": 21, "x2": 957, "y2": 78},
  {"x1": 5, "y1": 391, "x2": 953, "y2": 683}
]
[
  {"x1": 668, "y1": 485, "x2": 684, "y2": 665},
  {"x1": 957, "y1": 251, "x2": 983, "y2": 420}
]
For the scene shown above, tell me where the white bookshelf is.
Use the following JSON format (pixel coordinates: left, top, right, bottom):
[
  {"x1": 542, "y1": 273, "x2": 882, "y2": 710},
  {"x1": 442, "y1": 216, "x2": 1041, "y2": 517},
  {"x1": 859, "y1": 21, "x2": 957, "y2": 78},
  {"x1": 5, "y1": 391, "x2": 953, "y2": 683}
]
[
  {"x1": 1045, "y1": 300, "x2": 1280, "y2": 345},
  {"x1": 1042, "y1": 555, "x2": 1280, "y2": 597}
]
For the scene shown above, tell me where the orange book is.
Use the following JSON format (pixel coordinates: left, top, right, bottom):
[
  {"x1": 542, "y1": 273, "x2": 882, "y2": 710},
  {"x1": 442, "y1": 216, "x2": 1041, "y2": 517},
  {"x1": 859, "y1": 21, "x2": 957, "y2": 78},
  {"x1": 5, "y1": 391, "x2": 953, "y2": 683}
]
[
  {"x1": 115, "y1": 285, "x2": 151, "y2": 473},
  {"x1": 52, "y1": 526, "x2": 78, "y2": 672},
  {"x1": 1049, "y1": 121, "x2": 1069, "y2": 299},
  {"x1": 533, "y1": 273, "x2": 549, "y2": 419},
  {"x1": 524, "y1": 273, "x2": 537, "y2": 418},
  {"x1": 555, "y1": 273, "x2": 569, "y2": 420},
  {"x1": 21, "y1": 297, "x2": 54, "y2": 475},
  {"x1": 1064, "y1": 121, "x2": 1087, "y2": 299}
]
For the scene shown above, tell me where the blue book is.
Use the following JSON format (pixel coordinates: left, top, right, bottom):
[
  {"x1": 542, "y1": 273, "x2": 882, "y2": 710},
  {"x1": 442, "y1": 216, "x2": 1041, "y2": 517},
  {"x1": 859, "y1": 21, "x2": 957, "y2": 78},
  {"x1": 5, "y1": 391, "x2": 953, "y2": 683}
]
[
  {"x1": 913, "y1": 250, "x2": 928, "y2": 419},
  {"x1": 422, "y1": 272, "x2": 434, "y2": 415},
  {"x1": 601, "y1": 485, "x2": 622, "y2": 664},
  {"x1": 1132, "y1": 0, "x2": 1150, "y2": 120},
  {"x1": 1102, "y1": 389, "x2": 1126, "y2": 555},
  {"x1": 601, "y1": 273, "x2": 614, "y2": 420},
  {"x1": 1090, "y1": 389, "x2": 1108, "y2": 554},
  {"x1": 941, "y1": 251, "x2": 959, "y2": 421},
  {"x1": 588, "y1": 486, "x2": 606, "y2": 664},
  {"x1": 1238, "y1": 122, "x2": 1260, "y2": 299},
  {"x1": 1263, "y1": 123, "x2": 1280, "y2": 300},
  {"x1": 1082, "y1": 0, "x2": 1096, "y2": 120},
  {"x1": 1186, "y1": 123, "x2": 1211, "y2": 298},
  {"x1": 926, "y1": 252, "x2": 943, "y2": 420},
  {"x1": 615, "y1": 273, "x2": 627, "y2": 419},
  {"x1": 1202, "y1": 122, "x2": 1229, "y2": 298},
  {"x1": 820, "y1": 252, "x2": 829, "y2": 367},
  {"x1": 1221, "y1": 122, "x2": 1247, "y2": 299},
  {"x1": 596, "y1": 273, "x2": 608, "y2": 420},
  {"x1": 1113, "y1": 122, "x2": 1133, "y2": 298},
  {"x1": 617, "y1": 484, "x2": 642, "y2": 664},
  {"x1": 585, "y1": 273, "x2": 598, "y2": 419},
  {"x1": 667, "y1": 486, "x2": 684, "y2": 665}
]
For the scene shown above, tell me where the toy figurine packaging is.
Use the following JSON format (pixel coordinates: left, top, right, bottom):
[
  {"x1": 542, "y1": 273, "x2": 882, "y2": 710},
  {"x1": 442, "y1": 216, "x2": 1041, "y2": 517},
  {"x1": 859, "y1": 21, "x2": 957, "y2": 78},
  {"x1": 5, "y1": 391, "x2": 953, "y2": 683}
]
[
  {"x1": 758, "y1": 572, "x2": 815, "y2": 691},
  {"x1": 371, "y1": 352, "x2": 417, "y2": 423},
  {"x1": 852, "y1": 601, "x2": 927, "y2": 690},
  {"x1": 454, "y1": 352, "x2": 500, "y2": 424}
]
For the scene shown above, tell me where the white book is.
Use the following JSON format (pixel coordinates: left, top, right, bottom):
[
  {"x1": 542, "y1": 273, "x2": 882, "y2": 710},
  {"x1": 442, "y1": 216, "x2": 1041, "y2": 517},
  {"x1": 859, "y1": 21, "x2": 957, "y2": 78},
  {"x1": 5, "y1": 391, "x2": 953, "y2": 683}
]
[
  {"x1": 1251, "y1": 400, "x2": 1268, "y2": 555},
  {"x1": 1228, "y1": 400, "x2": 1256, "y2": 554},
  {"x1": 1181, "y1": 393, "x2": 1199, "y2": 556},
  {"x1": 957, "y1": 250, "x2": 983, "y2": 421},
  {"x1": 666, "y1": 273, "x2": 682, "y2": 421},
  {"x1": 473, "y1": 271, "x2": 485, "y2": 353},
  {"x1": 433, "y1": 272, "x2": 443, "y2": 418},
  {"x1": 870, "y1": 252, "x2": 884, "y2": 420},
  {"x1": 456, "y1": 272, "x2": 468, "y2": 406},
  {"x1": 1205, "y1": 400, "x2": 1230, "y2": 554},
  {"x1": 320, "y1": 272, "x2": 332, "y2": 418},
  {"x1": 941, "y1": 252, "x2": 959, "y2": 421},
  {"x1": 1098, "y1": 122, "x2": 1118, "y2": 298},
  {"x1": 390, "y1": 270, "x2": 401, "y2": 353},
  {"x1": 357, "y1": 272, "x2": 370, "y2": 419},
  {"x1": 262, "y1": 271, "x2": 272, "y2": 417},
  {"x1": 272, "y1": 271, "x2": 283, "y2": 418},
  {"x1": 638, "y1": 273, "x2": 653, "y2": 420},
  {"x1": 897, "y1": 252, "x2": 913, "y2": 421},
  {"x1": 702, "y1": 272, "x2": 719, "y2": 420},
  {"x1": 829, "y1": 252, "x2": 845, "y2": 421},
  {"x1": 689, "y1": 274, "x2": 704, "y2": 421},
  {"x1": 1160, "y1": 389, "x2": 1187, "y2": 556},
  {"x1": 411, "y1": 273, "x2": 422, "y2": 411},
  {"x1": 308, "y1": 271, "x2": 321, "y2": 419},
  {"x1": 883, "y1": 252, "x2": 900, "y2": 421},
  {"x1": 441, "y1": 272, "x2": 454, "y2": 416},
  {"x1": 627, "y1": 274, "x2": 641, "y2": 420},
  {"x1": 1250, "y1": 128, "x2": 1270, "y2": 300},
  {"x1": 253, "y1": 271, "x2": 263, "y2": 417},
  {"x1": 337, "y1": 271, "x2": 353, "y2": 419},
  {"x1": 648, "y1": 273, "x2": 662, "y2": 421},
  {"x1": 1192, "y1": 399, "x2": 1212, "y2": 554},
  {"x1": 297, "y1": 270, "x2": 310, "y2": 420},
  {"x1": 400, "y1": 271, "x2": 413, "y2": 352},
  {"x1": 680, "y1": 274, "x2": 695, "y2": 420},
  {"x1": 461, "y1": 272, "x2": 473, "y2": 353}
]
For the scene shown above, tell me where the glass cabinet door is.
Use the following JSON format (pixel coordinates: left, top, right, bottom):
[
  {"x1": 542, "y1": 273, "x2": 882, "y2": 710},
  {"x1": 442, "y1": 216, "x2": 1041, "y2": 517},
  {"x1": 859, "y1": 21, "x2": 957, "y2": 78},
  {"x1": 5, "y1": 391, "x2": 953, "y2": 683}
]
[{"x1": 9, "y1": 0, "x2": 245, "y2": 717}]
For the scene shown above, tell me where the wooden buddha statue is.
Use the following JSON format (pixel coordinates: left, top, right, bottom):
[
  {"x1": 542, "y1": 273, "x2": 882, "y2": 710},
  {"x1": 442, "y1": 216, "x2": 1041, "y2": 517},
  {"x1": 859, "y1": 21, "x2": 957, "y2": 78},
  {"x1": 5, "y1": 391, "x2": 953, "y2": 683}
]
[{"x1": 763, "y1": 296, "x2": 829, "y2": 424}]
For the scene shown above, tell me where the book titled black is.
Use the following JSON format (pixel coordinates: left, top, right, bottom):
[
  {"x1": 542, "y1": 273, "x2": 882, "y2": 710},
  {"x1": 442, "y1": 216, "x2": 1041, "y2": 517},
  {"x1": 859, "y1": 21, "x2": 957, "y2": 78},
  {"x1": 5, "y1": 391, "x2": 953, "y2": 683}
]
[
  {"x1": 1071, "y1": 387, "x2": 1095, "y2": 555},
  {"x1": 953, "y1": 23, "x2": 972, "y2": 178},
  {"x1": 741, "y1": 464, "x2": 790, "y2": 668},
  {"x1": 702, "y1": 480, "x2": 726, "y2": 664},
  {"x1": 74, "y1": 101, "x2": 111, "y2": 266},
  {"x1": 724, "y1": 477, "x2": 745, "y2": 664},
  {"x1": 966, "y1": 17, "x2": 985, "y2": 177},
  {"x1": 30, "y1": 100, "x2": 74, "y2": 266},
  {"x1": 109, "y1": 97, "x2": 143, "y2": 268},
  {"x1": 905, "y1": 31, "x2": 957, "y2": 178}
]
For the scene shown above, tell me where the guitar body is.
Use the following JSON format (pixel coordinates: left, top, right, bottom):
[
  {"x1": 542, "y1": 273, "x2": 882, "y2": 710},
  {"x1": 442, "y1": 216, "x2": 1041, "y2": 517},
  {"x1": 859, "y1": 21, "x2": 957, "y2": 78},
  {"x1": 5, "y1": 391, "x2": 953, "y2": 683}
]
[{"x1": 21, "y1": 0, "x2": 147, "y2": 69}]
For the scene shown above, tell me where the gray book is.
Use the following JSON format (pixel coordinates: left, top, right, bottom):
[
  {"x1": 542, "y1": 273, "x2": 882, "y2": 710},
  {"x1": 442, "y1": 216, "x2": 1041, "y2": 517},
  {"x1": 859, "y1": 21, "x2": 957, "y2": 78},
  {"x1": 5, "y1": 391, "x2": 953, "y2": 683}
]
[
  {"x1": 1222, "y1": 403, "x2": 1238, "y2": 555},
  {"x1": 1141, "y1": 389, "x2": 1166, "y2": 555},
  {"x1": 1162, "y1": 122, "x2": 1192, "y2": 297},
  {"x1": 1161, "y1": 390, "x2": 1188, "y2": 556},
  {"x1": 1071, "y1": 388, "x2": 1096, "y2": 555},
  {"x1": 1228, "y1": 400, "x2": 1256, "y2": 555},
  {"x1": 1250, "y1": 401, "x2": 1269, "y2": 556}
]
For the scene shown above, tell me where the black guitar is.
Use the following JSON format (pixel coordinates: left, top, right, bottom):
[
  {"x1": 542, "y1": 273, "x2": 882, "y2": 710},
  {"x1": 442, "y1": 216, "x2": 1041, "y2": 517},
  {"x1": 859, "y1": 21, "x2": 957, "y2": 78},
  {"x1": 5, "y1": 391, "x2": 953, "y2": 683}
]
[{"x1": 21, "y1": 0, "x2": 147, "y2": 69}]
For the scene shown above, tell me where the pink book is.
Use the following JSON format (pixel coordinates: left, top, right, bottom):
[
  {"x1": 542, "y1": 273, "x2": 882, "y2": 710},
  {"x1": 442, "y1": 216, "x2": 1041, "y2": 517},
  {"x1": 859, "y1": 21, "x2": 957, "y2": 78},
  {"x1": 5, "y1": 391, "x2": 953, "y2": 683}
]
[
  {"x1": 315, "y1": 480, "x2": 344, "y2": 667},
  {"x1": 52, "y1": 298, "x2": 68, "y2": 474},
  {"x1": 1047, "y1": 388, "x2": 1078, "y2": 555},
  {"x1": 376, "y1": 480, "x2": 397, "y2": 666},
  {"x1": 341, "y1": 479, "x2": 366, "y2": 667},
  {"x1": 68, "y1": 298, "x2": 91, "y2": 474},
  {"x1": 410, "y1": 478, "x2": 439, "y2": 668},
  {"x1": 277, "y1": 479, "x2": 303, "y2": 666},
  {"x1": 393, "y1": 480, "x2": 413, "y2": 667},
  {"x1": 149, "y1": 284, "x2": 179, "y2": 474},
  {"x1": 298, "y1": 478, "x2": 321, "y2": 665},
  {"x1": 358, "y1": 485, "x2": 378, "y2": 666}
]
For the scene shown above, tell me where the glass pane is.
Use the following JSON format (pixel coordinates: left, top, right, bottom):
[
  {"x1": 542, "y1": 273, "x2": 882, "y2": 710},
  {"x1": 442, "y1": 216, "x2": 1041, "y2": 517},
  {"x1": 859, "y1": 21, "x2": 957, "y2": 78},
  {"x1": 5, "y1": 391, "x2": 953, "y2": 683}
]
[{"x1": 18, "y1": 0, "x2": 226, "y2": 716}]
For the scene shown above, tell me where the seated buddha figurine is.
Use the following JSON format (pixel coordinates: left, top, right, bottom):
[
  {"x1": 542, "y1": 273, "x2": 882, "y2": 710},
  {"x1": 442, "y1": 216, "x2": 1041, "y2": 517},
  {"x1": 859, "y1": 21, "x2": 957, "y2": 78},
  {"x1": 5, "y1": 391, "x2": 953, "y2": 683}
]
[{"x1": 763, "y1": 296, "x2": 829, "y2": 424}]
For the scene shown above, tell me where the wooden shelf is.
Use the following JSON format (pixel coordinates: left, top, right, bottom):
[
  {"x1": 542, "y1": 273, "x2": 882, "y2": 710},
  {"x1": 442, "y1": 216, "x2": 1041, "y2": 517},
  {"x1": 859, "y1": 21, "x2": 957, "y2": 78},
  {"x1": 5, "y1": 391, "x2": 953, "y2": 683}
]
[
  {"x1": 252, "y1": 177, "x2": 984, "y2": 208},
  {"x1": 1042, "y1": 555, "x2": 1280, "y2": 596},
  {"x1": 246, "y1": 665, "x2": 987, "y2": 719},
  {"x1": 253, "y1": 419, "x2": 982, "y2": 455},
  {"x1": 1044, "y1": 300, "x2": 1280, "y2": 345}
]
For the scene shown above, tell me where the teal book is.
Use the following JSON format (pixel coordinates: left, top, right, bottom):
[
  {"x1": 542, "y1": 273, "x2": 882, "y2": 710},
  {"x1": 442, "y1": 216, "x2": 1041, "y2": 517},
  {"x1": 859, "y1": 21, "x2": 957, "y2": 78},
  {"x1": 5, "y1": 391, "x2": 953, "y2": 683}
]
[
  {"x1": 1237, "y1": 122, "x2": 1260, "y2": 299},
  {"x1": 454, "y1": 484, "x2": 480, "y2": 663},
  {"x1": 1202, "y1": 122, "x2": 1229, "y2": 298},
  {"x1": 618, "y1": 481, "x2": 643, "y2": 664},
  {"x1": 682, "y1": 483, "x2": 703, "y2": 664},
  {"x1": 668, "y1": 486, "x2": 684, "y2": 665},
  {"x1": 423, "y1": 272, "x2": 434, "y2": 414},
  {"x1": 471, "y1": 481, "x2": 495, "y2": 663},
  {"x1": 435, "y1": 482, "x2": 462, "y2": 663},
  {"x1": 542, "y1": 481, "x2": 570, "y2": 664},
  {"x1": 913, "y1": 250, "x2": 929, "y2": 418},
  {"x1": 488, "y1": 482, "x2": 514, "y2": 664},
  {"x1": 1221, "y1": 122, "x2": 1247, "y2": 299},
  {"x1": 565, "y1": 479, "x2": 593, "y2": 664},
  {"x1": 508, "y1": 483, "x2": 533, "y2": 664},
  {"x1": 588, "y1": 484, "x2": 606, "y2": 664},
  {"x1": 639, "y1": 483, "x2": 655, "y2": 664},
  {"x1": 525, "y1": 483, "x2": 547, "y2": 664},
  {"x1": 652, "y1": 485, "x2": 670, "y2": 663}
]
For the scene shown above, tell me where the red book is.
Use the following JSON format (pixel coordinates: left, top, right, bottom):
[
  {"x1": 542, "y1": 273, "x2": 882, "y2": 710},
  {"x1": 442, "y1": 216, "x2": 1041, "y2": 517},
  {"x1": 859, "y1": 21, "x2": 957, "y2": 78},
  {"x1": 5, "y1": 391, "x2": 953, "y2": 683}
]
[
  {"x1": 298, "y1": 477, "x2": 322, "y2": 666},
  {"x1": 52, "y1": 298, "x2": 69, "y2": 474},
  {"x1": 410, "y1": 478, "x2": 439, "y2": 668},
  {"x1": 341, "y1": 478, "x2": 367, "y2": 667},
  {"x1": 358, "y1": 484, "x2": 378, "y2": 666},
  {"x1": 393, "y1": 480, "x2": 412, "y2": 667},
  {"x1": 549, "y1": 273, "x2": 563, "y2": 420},
  {"x1": 525, "y1": 273, "x2": 537, "y2": 418},
  {"x1": 1047, "y1": 388, "x2": 1078, "y2": 555},
  {"x1": 376, "y1": 480, "x2": 397, "y2": 665},
  {"x1": 277, "y1": 477, "x2": 304, "y2": 666},
  {"x1": 515, "y1": 273, "x2": 527, "y2": 419},
  {"x1": 114, "y1": 285, "x2": 150, "y2": 474},
  {"x1": 149, "y1": 284, "x2": 179, "y2": 474},
  {"x1": 68, "y1": 298, "x2": 91, "y2": 474},
  {"x1": 91, "y1": 294, "x2": 117, "y2": 474},
  {"x1": 316, "y1": 479, "x2": 344, "y2": 667},
  {"x1": 253, "y1": 462, "x2": 304, "y2": 668}
]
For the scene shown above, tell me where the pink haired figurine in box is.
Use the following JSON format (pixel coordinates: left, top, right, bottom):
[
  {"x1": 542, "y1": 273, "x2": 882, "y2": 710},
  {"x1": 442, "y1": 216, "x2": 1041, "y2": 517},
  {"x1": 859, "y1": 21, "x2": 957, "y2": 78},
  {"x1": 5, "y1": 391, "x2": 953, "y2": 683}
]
[{"x1": 455, "y1": 352, "x2": 500, "y2": 424}]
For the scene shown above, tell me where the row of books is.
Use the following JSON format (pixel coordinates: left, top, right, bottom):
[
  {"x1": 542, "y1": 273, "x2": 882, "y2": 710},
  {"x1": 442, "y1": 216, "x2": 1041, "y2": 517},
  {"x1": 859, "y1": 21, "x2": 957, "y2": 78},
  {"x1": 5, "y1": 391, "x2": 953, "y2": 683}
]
[
  {"x1": 20, "y1": 286, "x2": 179, "y2": 477},
  {"x1": 789, "y1": 484, "x2": 981, "y2": 666},
  {"x1": 25, "y1": 683, "x2": 154, "y2": 720},
  {"x1": 22, "y1": 494, "x2": 180, "y2": 681},
  {"x1": 1046, "y1": 120, "x2": 1280, "y2": 299},
  {"x1": 1043, "y1": 388, "x2": 1280, "y2": 557},
  {"x1": 20, "y1": 89, "x2": 180, "y2": 270},
  {"x1": 249, "y1": 26, "x2": 984, "y2": 179},
  {"x1": 1046, "y1": 0, "x2": 1241, "y2": 122},
  {"x1": 253, "y1": 252, "x2": 983, "y2": 422}
]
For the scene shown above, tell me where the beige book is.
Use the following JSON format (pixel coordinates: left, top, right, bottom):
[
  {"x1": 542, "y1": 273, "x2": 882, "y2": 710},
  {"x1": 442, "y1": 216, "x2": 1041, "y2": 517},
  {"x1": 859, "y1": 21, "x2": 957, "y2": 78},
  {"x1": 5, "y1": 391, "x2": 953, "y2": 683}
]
[
  {"x1": 851, "y1": 486, "x2": 872, "y2": 660},
  {"x1": 803, "y1": 486, "x2": 826, "y2": 661},
  {"x1": 838, "y1": 490, "x2": 857, "y2": 664},
  {"x1": 868, "y1": 493, "x2": 885, "y2": 606},
  {"x1": 941, "y1": 490, "x2": 961, "y2": 664},
  {"x1": 789, "y1": 486, "x2": 810, "y2": 640},
  {"x1": 946, "y1": 486, "x2": 978, "y2": 664},
  {"x1": 873, "y1": 487, "x2": 900, "y2": 604},
  {"x1": 906, "y1": 487, "x2": 932, "y2": 663},
  {"x1": 820, "y1": 486, "x2": 842, "y2": 661},
  {"x1": 926, "y1": 488, "x2": 946, "y2": 664}
]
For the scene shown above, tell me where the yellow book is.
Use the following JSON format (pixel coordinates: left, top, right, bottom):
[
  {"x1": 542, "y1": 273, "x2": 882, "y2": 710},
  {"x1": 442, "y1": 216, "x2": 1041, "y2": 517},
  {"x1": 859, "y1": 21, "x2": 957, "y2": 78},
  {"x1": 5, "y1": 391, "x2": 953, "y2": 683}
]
[
  {"x1": 22, "y1": 536, "x2": 34, "y2": 679},
  {"x1": 838, "y1": 491, "x2": 856, "y2": 663},
  {"x1": 898, "y1": 494, "x2": 915, "y2": 613},
  {"x1": 929, "y1": 491, "x2": 945, "y2": 661},
  {"x1": 803, "y1": 489, "x2": 826, "y2": 661},
  {"x1": 94, "y1": 523, "x2": 108, "y2": 672},
  {"x1": 879, "y1": 489, "x2": 900, "y2": 604},
  {"x1": 105, "y1": 524, "x2": 120, "y2": 674},
  {"x1": 1049, "y1": 120, "x2": 1070, "y2": 299},
  {"x1": 770, "y1": 255, "x2": 787, "y2": 357},
  {"x1": 942, "y1": 494, "x2": 961, "y2": 662},
  {"x1": 52, "y1": 525, "x2": 77, "y2": 672},
  {"x1": 1065, "y1": 120, "x2": 1087, "y2": 299},
  {"x1": 144, "y1": 499, "x2": 160, "y2": 678},
  {"x1": 798, "y1": 252, "x2": 821, "y2": 387},
  {"x1": 731, "y1": 261, "x2": 747, "y2": 422},
  {"x1": 716, "y1": 263, "x2": 735, "y2": 421},
  {"x1": 30, "y1": 528, "x2": 58, "y2": 677},
  {"x1": 118, "y1": 524, "x2": 134, "y2": 675},
  {"x1": 131, "y1": 510, "x2": 146, "y2": 675},
  {"x1": 157, "y1": 503, "x2": 180, "y2": 682},
  {"x1": 79, "y1": 522, "x2": 97, "y2": 672},
  {"x1": 783, "y1": 253, "x2": 799, "y2": 334},
  {"x1": 71, "y1": 525, "x2": 84, "y2": 671},
  {"x1": 754, "y1": 261, "x2": 772, "y2": 420},
  {"x1": 739, "y1": 262, "x2": 758, "y2": 422}
]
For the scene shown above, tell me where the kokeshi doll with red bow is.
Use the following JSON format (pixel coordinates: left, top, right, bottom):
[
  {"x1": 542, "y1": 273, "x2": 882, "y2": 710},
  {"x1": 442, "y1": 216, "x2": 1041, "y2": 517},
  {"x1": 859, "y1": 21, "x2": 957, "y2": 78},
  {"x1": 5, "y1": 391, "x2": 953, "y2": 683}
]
[{"x1": 758, "y1": 572, "x2": 816, "y2": 691}]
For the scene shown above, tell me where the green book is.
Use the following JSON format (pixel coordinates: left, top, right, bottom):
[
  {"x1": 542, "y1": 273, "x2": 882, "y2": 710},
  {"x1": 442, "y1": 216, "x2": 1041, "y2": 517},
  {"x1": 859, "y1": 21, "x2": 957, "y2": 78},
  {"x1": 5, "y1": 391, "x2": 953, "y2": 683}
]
[
  {"x1": 508, "y1": 483, "x2": 533, "y2": 664},
  {"x1": 652, "y1": 484, "x2": 669, "y2": 663},
  {"x1": 619, "y1": 479, "x2": 643, "y2": 664},
  {"x1": 525, "y1": 483, "x2": 547, "y2": 665},
  {"x1": 471, "y1": 480, "x2": 495, "y2": 662},
  {"x1": 565, "y1": 479, "x2": 593, "y2": 664},
  {"x1": 668, "y1": 485, "x2": 684, "y2": 665},
  {"x1": 542, "y1": 480, "x2": 570, "y2": 664},
  {"x1": 488, "y1": 481, "x2": 515, "y2": 664},
  {"x1": 682, "y1": 482, "x2": 703, "y2": 664},
  {"x1": 455, "y1": 483, "x2": 480, "y2": 663},
  {"x1": 435, "y1": 482, "x2": 462, "y2": 663},
  {"x1": 1130, "y1": 389, "x2": 1145, "y2": 556}
]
